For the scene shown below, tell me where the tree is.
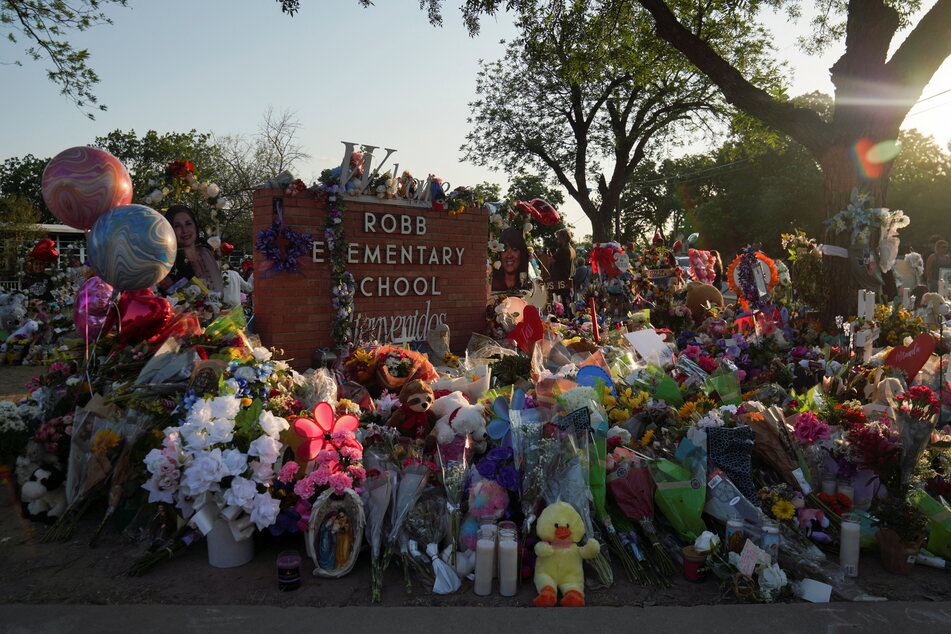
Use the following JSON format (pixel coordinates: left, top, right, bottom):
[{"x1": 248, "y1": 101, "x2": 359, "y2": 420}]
[
  {"x1": 215, "y1": 109, "x2": 310, "y2": 253},
  {"x1": 885, "y1": 128, "x2": 951, "y2": 253},
  {"x1": 1, "y1": 0, "x2": 128, "y2": 118},
  {"x1": 0, "y1": 154, "x2": 53, "y2": 223},
  {"x1": 461, "y1": 1, "x2": 741, "y2": 242}
]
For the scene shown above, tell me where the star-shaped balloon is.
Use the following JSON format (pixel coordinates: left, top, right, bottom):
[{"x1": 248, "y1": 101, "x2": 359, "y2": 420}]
[{"x1": 292, "y1": 402, "x2": 359, "y2": 462}]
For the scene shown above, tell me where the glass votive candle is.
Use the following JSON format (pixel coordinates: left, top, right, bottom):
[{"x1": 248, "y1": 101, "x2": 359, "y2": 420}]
[{"x1": 277, "y1": 549, "x2": 301, "y2": 591}]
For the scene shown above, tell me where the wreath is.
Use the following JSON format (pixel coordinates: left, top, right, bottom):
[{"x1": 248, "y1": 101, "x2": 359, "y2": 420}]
[
  {"x1": 254, "y1": 206, "x2": 313, "y2": 276},
  {"x1": 727, "y1": 249, "x2": 779, "y2": 311}
]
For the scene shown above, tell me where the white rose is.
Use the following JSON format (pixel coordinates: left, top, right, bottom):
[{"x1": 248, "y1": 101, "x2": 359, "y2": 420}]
[
  {"x1": 248, "y1": 435, "x2": 281, "y2": 466},
  {"x1": 248, "y1": 459, "x2": 275, "y2": 485},
  {"x1": 252, "y1": 347, "x2": 273, "y2": 362},
  {"x1": 258, "y1": 410, "x2": 288, "y2": 439},
  {"x1": 693, "y1": 531, "x2": 721, "y2": 554},
  {"x1": 249, "y1": 492, "x2": 281, "y2": 530},
  {"x1": 205, "y1": 183, "x2": 220, "y2": 198},
  {"x1": 209, "y1": 395, "x2": 241, "y2": 421},
  {"x1": 606, "y1": 427, "x2": 631, "y2": 444},
  {"x1": 221, "y1": 448, "x2": 248, "y2": 477},
  {"x1": 207, "y1": 236, "x2": 222, "y2": 250},
  {"x1": 757, "y1": 563, "x2": 787, "y2": 598},
  {"x1": 180, "y1": 449, "x2": 226, "y2": 496},
  {"x1": 522, "y1": 222, "x2": 533, "y2": 234},
  {"x1": 224, "y1": 476, "x2": 257, "y2": 509}
]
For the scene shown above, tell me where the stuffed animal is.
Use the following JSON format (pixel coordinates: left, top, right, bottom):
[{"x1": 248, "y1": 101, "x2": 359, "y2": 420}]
[
  {"x1": 385, "y1": 379, "x2": 436, "y2": 439},
  {"x1": 684, "y1": 281, "x2": 724, "y2": 324},
  {"x1": 797, "y1": 507, "x2": 831, "y2": 544},
  {"x1": 429, "y1": 390, "x2": 487, "y2": 453},
  {"x1": 221, "y1": 269, "x2": 252, "y2": 309},
  {"x1": 460, "y1": 479, "x2": 509, "y2": 551},
  {"x1": 20, "y1": 466, "x2": 67, "y2": 521},
  {"x1": 916, "y1": 292, "x2": 951, "y2": 328},
  {"x1": 533, "y1": 501, "x2": 600, "y2": 607},
  {"x1": 0, "y1": 293, "x2": 28, "y2": 336}
]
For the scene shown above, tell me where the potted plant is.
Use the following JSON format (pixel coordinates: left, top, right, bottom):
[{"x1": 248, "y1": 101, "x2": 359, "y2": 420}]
[{"x1": 873, "y1": 496, "x2": 929, "y2": 575}]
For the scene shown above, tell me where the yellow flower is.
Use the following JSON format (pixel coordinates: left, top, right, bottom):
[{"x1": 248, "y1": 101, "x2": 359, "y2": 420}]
[
  {"x1": 678, "y1": 401, "x2": 697, "y2": 419},
  {"x1": 443, "y1": 352, "x2": 460, "y2": 368},
  {"x1": 603, "y1": 394, "x2": 617, "y2": 408},
  {"x1": 772, "y1": 500, "x2": 796, "y2": 521},
  {"x1": 639, "y1": 429, "x2": 654, "y2": 448},
  {"x1": 610, "y1": 408, "x2": 631, "y2": 423},
  {"x1": 92, "y1": 429, "x2": 121, "y2": 457},
  {"x1": 347, "y1": 349, "x2": 374, "y2": 366},
  {"x1": 563, "y1": 337, "x2": 581, "y2": 345}
]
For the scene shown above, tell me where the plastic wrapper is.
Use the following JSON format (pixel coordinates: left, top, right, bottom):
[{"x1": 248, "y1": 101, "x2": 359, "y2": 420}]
[
  {"x1": 705, "y1": 468, "x2": 767, "y2": 542},
  {"x1": 911, "y1": 489, "x2": 951, "y2": 559},
  {"x1": 648, "y1": 458, "x2": 706, "y2": 540},
  {"x1": 297, "y1": 368, "x2": 338, "y2": 411}
]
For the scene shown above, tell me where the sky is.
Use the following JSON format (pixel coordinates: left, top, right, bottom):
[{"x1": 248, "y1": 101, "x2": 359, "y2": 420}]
[{"x1": 2, "y1": 0, "x2": 950, "y2": 240}]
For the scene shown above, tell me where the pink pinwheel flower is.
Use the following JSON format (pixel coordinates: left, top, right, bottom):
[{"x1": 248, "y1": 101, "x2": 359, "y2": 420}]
[{"x1": 292, "y1": 402, "x2": 359, "y2": 462}]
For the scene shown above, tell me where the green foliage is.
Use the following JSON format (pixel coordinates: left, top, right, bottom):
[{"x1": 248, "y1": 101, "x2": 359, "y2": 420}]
[
  {"x1": 461, "y1": 0, "x2": 739, "y2": 240},
  {"x1": 0, "y1": 154, "x2": 52, "y2": 223},
  {"x1": 1, "y1": 0, "x2": 129, "y2": 118}
]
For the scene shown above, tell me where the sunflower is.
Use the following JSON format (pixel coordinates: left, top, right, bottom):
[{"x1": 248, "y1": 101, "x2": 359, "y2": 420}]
[
  {"x1": 678, "y1": 401, "x2": 698, "y2": 419},
  {"x1": 771, "y1": 499, "x2": 796, "y2": 521}
]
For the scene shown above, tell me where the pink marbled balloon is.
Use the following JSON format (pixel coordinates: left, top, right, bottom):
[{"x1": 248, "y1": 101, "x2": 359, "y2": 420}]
[{"x1": 42, "y1": 147, "x2": 133, "y2": 230}]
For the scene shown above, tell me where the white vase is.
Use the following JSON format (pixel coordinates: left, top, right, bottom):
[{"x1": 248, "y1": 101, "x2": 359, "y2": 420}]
[{"x1": 207, "y1": 518, "x2": 254, "y2": 568}]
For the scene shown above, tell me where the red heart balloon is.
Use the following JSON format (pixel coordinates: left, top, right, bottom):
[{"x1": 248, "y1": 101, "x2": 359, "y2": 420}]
[
  {"x1": 112, "y1": 288, "x2": 172, "y2": 346},
  {"x1": 508, "y1": 305, "x2": 544, "y2": 353},
  {"x1": 884, "y1": 332, "x2": 936, "y2": 382},
  {"x1": 220, "y1": 242, "x2": 234, "y2": 256}
]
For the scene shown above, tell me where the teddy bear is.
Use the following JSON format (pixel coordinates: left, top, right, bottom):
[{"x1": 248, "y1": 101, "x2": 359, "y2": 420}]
[
  {"x1": 0, "y1": 292, "x2": 28, "y2": 338},
  {"x1": 385, "y1": 379, "x2": 436, "y2": 440},
  {"x1": 533, "y1": 501, "x2": 600, "y2": 607},
  {"x1": 429, "y1": 390, "x2": 487, "y2": 454},
  {"x1": 19, "y1": 466, "x2": 67, "y2": 522},
  {"x1": 916, "y1": 292, "x2": 951, "y2": 329},
  {"x1": 460, "y1": 479, "x2": 509, "y2": 551}
]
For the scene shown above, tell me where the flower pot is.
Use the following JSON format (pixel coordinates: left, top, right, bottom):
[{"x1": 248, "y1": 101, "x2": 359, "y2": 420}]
[
  {"x1": 875, "y1": 529, "x2": 922, "y2": 575},
  {"x1": 207, "y1": 518, "x2": 254, "y2": 568}
]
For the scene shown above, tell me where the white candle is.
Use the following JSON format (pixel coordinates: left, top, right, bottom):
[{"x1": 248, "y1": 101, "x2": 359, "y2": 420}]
[
  {"x1": 901, "y1": 287, "x2": 911, "y2": 309},
  {"x1": 498, "y1": 532, "x2": 519, "y2": 597},
  {"x1": 840, "y1": 517, "x2": 861, "y2": 577},
  {"x1": 837, "y1": 483, "x2": 854, "y2": 504},
  {"x1": 821, "y1": 479, "x2": 837, "y2": 496},
  {"x1": 474, "y1": 530, "x2": 496, "y2": 596}
]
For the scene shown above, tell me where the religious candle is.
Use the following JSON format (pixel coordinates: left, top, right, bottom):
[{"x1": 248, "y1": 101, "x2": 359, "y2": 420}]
[
  {"x1": 497, "y1": 521, "x2": 519, "y2": 597},
  {"x1": 276, "y1": 550, "x2": 301, "y2": 591},
  {"x1": 840, "y1": 515, "x2": 861, "y2": 577},
  {"x1": 474, "y1": 524, "x2": 496, "y2": 596}
]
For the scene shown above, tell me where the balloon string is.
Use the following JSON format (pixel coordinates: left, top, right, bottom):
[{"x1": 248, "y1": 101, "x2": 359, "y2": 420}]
[{"x1": 84, "y1": 289, "x2": 120, "y2": 400}]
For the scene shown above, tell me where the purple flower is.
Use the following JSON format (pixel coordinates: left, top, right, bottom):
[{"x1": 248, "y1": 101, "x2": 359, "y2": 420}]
[
  {"x1": 476, "y1": 458, "x2": 499, "y2": 480},
  {"x1": 486, "y1": 446, "x2": 514, "y2": 462},
  {"x1": 496, "y1": 465, "x2": 520, "y2": 491}
]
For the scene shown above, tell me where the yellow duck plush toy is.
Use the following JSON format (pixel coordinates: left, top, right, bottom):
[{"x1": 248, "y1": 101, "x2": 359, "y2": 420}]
[{"x1": 533, "y1": 501, "x2": 600, "y2": 607}]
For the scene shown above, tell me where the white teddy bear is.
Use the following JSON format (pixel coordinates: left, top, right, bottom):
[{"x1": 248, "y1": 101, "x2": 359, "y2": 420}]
[{"x1": 429, "y1": 390, "x2": 488, "y2": 453}]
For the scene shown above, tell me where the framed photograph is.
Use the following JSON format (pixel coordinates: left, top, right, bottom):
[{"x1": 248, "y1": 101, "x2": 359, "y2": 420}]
[{"x1": 939, "y1": 267, "x2": 951, "y2": 292}]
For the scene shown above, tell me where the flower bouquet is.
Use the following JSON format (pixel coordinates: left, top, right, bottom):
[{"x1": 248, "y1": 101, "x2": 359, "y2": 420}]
[
  {"x1": 402, "y1": 486, "x2": 460, "y2": 593},
  {"x1": 141, "y1": 393, "x2": 288, "y2": 558},
  {"x1": 375, "y1": 345, "x2": 437, "y2": 391},
  {"x1": 894, "y1": 385, "x2": 940, "y2": 484},
  {"x1": 343, "y1": 347, "x2": 378, "y2": 384},
  {"x1": 362, "y1": 465, "x2": 395, "y2": 602},
  {"x1": 436, "y1": 439, "x2": 471, "y2": 569}
]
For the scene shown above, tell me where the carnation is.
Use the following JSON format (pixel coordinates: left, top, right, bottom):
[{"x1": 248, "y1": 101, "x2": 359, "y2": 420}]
[
  {"x1": 328, "y1": 471, "x2": 353, "y2": 494},
  {"x1": 278, "y1": 461, "x2": 300, "y2": 484}
]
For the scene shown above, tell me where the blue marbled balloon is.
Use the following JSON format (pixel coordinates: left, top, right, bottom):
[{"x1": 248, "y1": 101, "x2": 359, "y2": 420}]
[{"x1": 88, "y1": 204, "x2": 176, "y2": 291}]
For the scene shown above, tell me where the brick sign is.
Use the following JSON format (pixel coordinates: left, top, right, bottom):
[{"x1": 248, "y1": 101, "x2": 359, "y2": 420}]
[{"x1": 252, "y1": 189, "x2": 488, "y2": 369}]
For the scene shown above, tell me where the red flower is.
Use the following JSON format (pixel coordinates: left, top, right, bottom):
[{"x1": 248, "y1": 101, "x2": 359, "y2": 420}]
[{"x1": 194, "y1": 346, "x2": 208, "y2": 360}]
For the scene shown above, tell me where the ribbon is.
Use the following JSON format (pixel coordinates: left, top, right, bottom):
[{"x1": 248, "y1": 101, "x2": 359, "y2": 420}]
[{"x1": 428, "y1": 542, "x2": 462, "y2": 593}]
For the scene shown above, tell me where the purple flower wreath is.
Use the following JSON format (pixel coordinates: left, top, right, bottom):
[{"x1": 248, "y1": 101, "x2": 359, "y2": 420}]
[{"x1": 254, "y1": 219, "x2": 312, "y2": 275}]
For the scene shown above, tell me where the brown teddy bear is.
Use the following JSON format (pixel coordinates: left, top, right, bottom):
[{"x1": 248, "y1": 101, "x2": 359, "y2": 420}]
[{"x1": 385, "y1": 379, "x2": 436, "y2": 439}]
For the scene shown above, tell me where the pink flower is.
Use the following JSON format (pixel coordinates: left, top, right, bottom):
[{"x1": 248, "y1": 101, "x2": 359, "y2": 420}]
[
  {"x1": 697, "y1": 355, "x2": 717, "y2": 373},
  {"x1": 312, "y1": 464, "x2": 333, "y2": 486},
  {"x1": 683, "y1": 345, "x2": 701, "y2": 360},
  {"x1": 293, "y1": 476, "x2": 316, "y2": 499},
  {"x1": 330, "y1": 429, "x2": 356, "y2": 445},
  {"x1": 277, "y1": 461, "x2": 299, "y2": 484},
  {"x1": 328, "y1": 471, "x2": 353, "y2": 494},
  {"x1": 793, "y1": 412, "x2": 831, "y2": 445},
  {"x1": 346, "y1": 464, "x2": 366, "y2": 484},
  {"x1": 340, "y1": 444, "x2": 362, "y2": 460},
  {"x1": 315, "y1": 449, "x2": 338, "y2": 466}
]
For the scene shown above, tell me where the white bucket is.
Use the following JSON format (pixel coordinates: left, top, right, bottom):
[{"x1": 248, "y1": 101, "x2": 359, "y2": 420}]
[{"x1": 207, "y1": 518, "x2": 254, "y2": 568}]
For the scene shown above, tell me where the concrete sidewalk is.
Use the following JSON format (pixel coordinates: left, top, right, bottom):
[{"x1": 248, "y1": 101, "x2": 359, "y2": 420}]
[{"x1": 3, "y1": 602, "x2": 951, "y2": 634}]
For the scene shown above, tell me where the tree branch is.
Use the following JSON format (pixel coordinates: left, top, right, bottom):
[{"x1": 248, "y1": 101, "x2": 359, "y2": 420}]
[{"x1": 636, "y1": 0, "x2": 832, "y2": 157}]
